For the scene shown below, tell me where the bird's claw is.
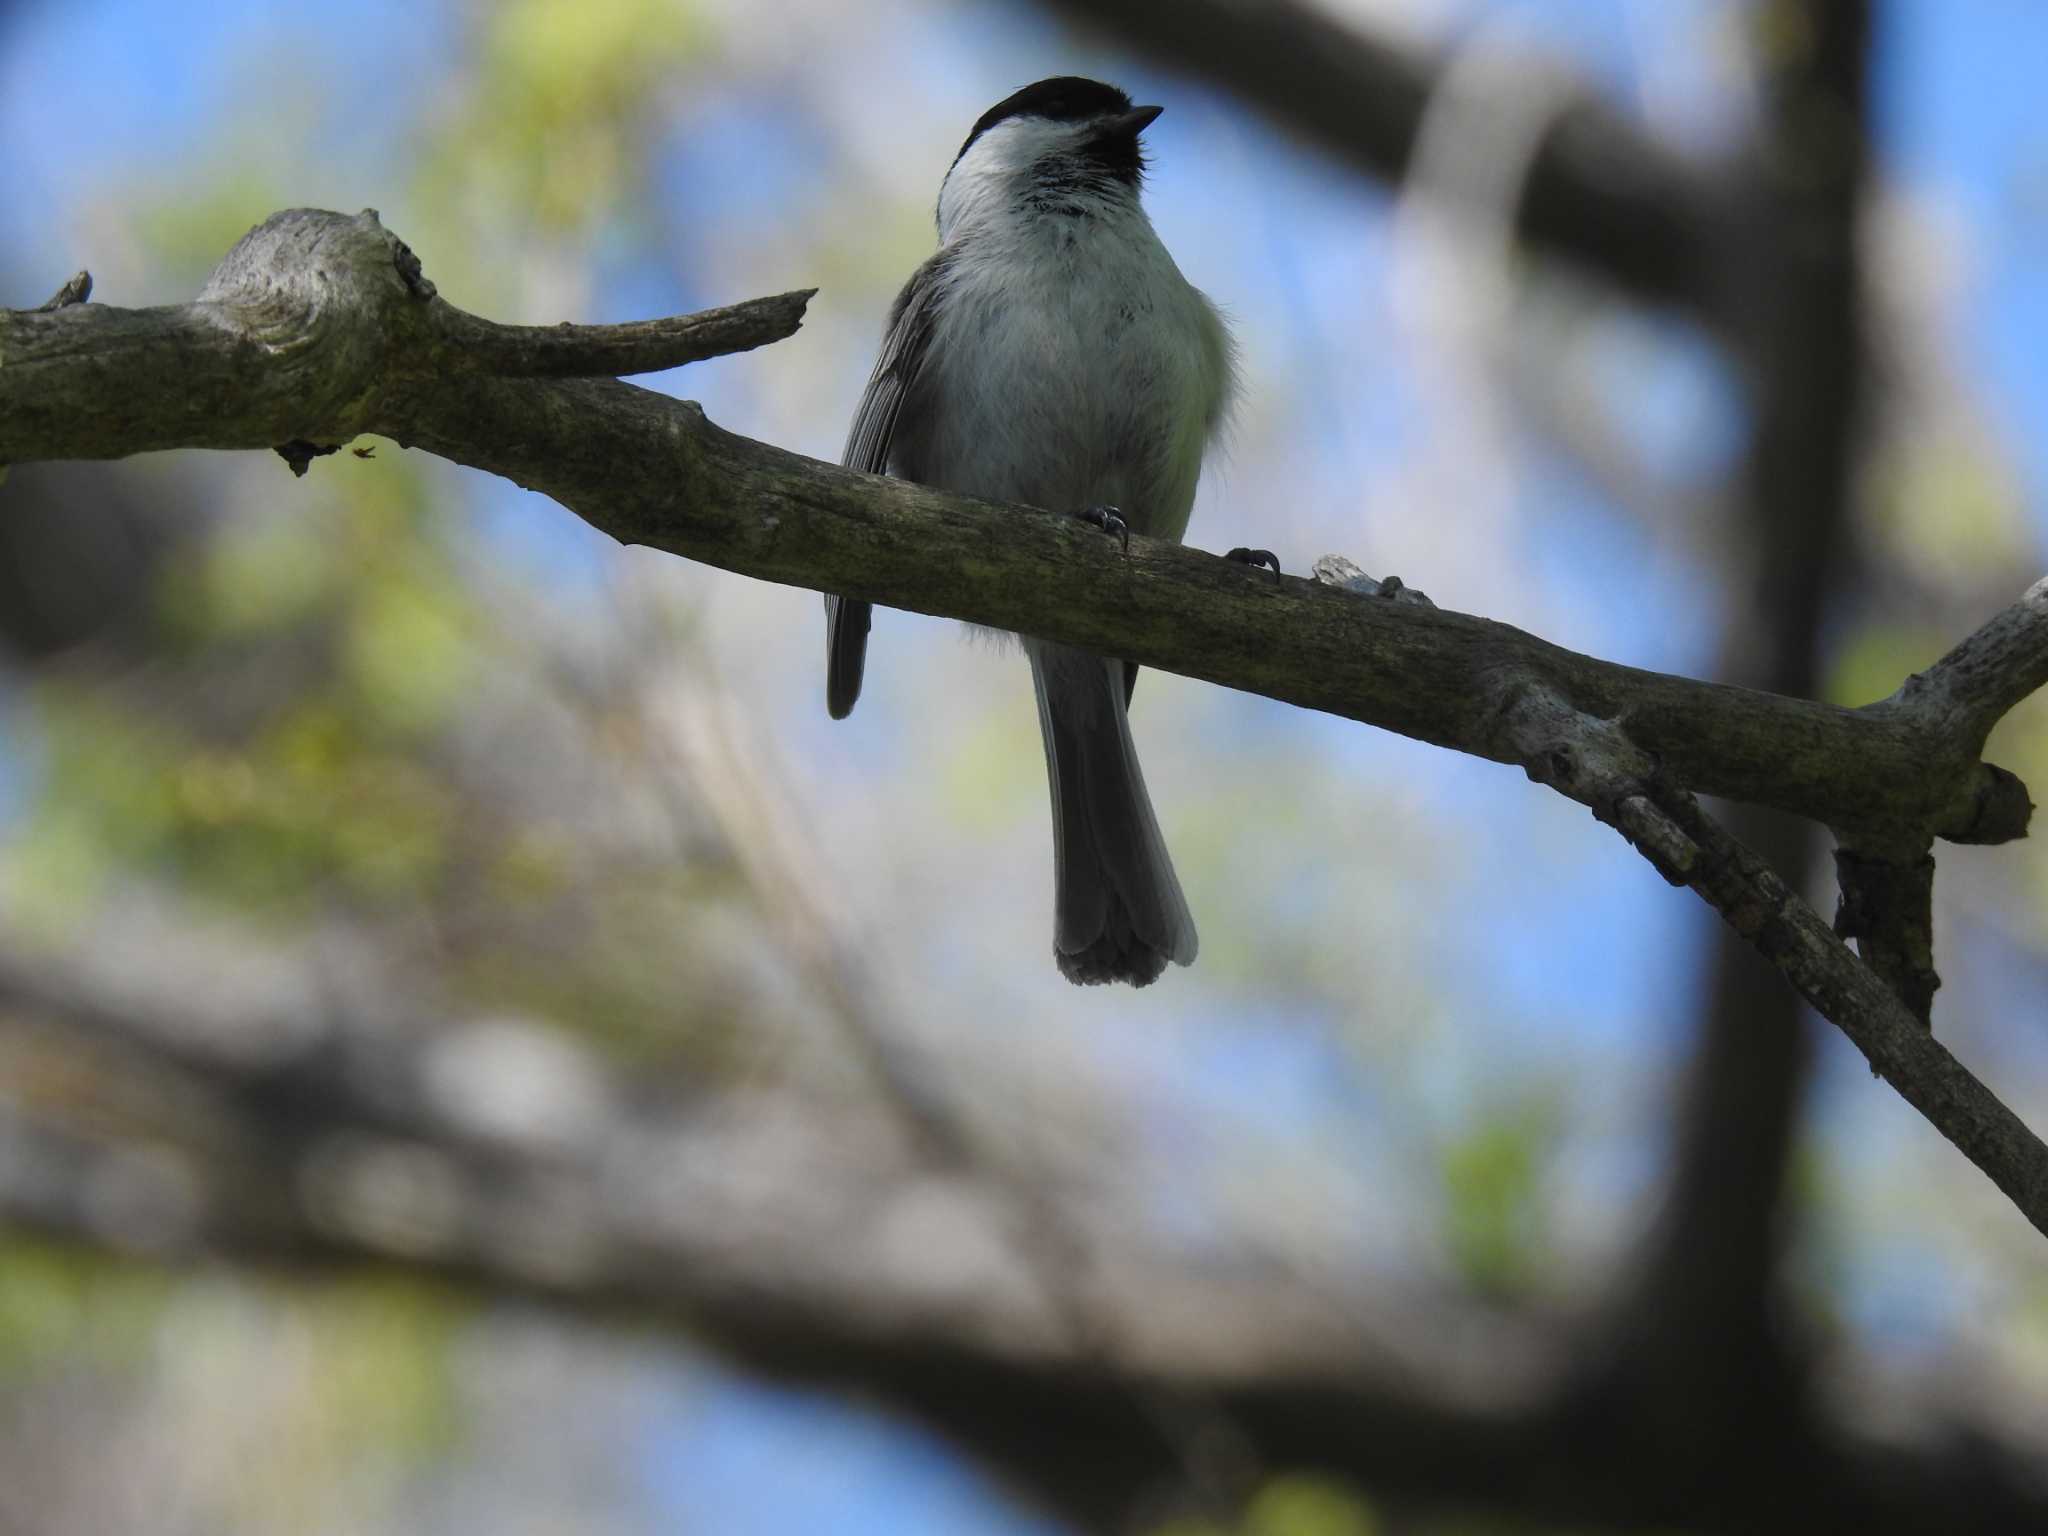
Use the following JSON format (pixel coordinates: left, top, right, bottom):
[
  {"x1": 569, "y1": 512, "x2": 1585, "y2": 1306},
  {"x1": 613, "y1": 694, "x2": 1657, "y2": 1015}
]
[
  {"x1": 1075, "y1": 504, "x2": 1130, "y2": 554},
  {"x1": 1226, "y1": 547, "x2": 1282, "y2": 584}
]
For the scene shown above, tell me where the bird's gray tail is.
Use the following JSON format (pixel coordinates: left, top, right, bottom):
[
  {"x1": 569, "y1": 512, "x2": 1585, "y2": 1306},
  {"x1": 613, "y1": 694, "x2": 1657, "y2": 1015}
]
[
  {"x1": 825, "y1": 594, "x2": 871, "y2": 719},
  {"x1": 1029, "y1": 642, "x2": 1197, "y2": 987}
]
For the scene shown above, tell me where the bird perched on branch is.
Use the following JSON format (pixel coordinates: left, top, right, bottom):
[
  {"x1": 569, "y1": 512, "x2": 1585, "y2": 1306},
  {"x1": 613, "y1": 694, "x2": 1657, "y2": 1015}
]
[{"x1": 824, "y1": 77, "x2": 1237, "y2": 987}]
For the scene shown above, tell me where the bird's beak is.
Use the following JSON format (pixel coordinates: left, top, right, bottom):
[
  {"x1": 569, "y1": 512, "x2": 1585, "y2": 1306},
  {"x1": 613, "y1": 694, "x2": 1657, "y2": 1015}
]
[{"x1": 1095, "y1": 104, "x2": 1164, "y2": 142}]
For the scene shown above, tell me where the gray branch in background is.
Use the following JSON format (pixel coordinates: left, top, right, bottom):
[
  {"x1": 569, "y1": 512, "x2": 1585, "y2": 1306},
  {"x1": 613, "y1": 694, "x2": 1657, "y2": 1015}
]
[
  {"x1": 1043, "y1": 0, "x2": 1728, "y2": 324},
  {"x1": 4, "y1": 206, "x2": 2048, "y2": 1232},
  {"x1": 1, "y1": 932, "x2": 2044, "y2": 1536},
  {"x1": 1578, "y1": 0, "x2": 1871, "y2": 1451}
]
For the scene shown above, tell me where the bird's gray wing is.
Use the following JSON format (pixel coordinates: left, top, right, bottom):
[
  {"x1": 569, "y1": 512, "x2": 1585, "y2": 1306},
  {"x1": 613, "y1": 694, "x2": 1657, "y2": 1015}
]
[{"x1": 826, "y1": 250, "x2": 950, "y2": 720}]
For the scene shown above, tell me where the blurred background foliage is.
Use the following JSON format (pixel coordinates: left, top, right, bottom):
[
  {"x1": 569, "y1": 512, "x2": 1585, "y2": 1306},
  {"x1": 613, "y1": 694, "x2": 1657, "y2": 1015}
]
[{"x1": 1, "y1": 0, "x2": 2046, "y2": 1532}]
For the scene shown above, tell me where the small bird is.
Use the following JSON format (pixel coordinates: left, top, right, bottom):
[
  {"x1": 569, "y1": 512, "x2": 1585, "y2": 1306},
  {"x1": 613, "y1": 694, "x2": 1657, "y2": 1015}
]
[{"x1": 825, "y1": 77, "x2": 1236, "y2": 987}]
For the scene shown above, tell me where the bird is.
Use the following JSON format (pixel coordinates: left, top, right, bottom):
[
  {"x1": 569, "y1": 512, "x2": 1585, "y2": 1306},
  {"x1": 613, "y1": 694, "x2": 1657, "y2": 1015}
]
[{"x1": 824, "y1": 77, "x2": 1236, "y2": 987}]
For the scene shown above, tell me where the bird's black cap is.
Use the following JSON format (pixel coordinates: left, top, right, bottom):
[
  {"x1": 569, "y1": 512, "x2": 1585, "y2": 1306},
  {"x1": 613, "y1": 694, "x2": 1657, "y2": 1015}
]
[{"x1": 952, "y1": 77, "x2": 1161, "y2": 181}]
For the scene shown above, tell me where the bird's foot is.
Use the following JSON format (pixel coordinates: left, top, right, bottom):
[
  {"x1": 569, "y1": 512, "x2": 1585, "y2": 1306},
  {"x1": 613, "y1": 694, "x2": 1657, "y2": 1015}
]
[
  {"x1": 1225, "y1": 547, "x2": 1282, "y2": 584},
  {"x1": 1074, "y1": 503, "x2": 1129, "y2": 554}
]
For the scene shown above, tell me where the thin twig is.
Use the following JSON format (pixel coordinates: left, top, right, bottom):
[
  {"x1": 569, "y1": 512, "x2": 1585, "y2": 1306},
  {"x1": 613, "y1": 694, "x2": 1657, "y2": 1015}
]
[
  {"x1": 34, "y1": 271, "x2": 91, "y2": 311},
  {"x1": 1833, "y1": 835, "x2": 1940, "y2": 1027},
  {"x1": 435, "y1": 290, "x2": 817, "y2": 379},
  {"x1": 1603, "y1": 785, "x2": 2048, "y2": 1238}
]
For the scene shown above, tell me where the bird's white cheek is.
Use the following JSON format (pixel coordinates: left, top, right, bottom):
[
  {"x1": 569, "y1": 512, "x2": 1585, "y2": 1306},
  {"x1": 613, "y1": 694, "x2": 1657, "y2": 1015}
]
[
  {"x1": 938, "y1": 119, "x2": 1079, "y2": 239},
  {"x1": 939, "y1": 154, "x2": 1008, "y2": 237}
]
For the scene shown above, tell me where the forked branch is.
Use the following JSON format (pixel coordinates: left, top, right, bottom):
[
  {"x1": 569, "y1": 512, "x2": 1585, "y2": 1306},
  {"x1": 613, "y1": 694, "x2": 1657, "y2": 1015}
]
[{"x1": 4, "y1": 207, "x2": 2046, "y2": 1233}]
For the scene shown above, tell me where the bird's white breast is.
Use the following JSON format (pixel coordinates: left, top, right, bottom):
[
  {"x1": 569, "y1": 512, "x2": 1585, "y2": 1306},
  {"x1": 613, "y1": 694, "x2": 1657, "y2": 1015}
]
[{"x1": 902, "y1": 138, "x2": 1231, "y2": 543}]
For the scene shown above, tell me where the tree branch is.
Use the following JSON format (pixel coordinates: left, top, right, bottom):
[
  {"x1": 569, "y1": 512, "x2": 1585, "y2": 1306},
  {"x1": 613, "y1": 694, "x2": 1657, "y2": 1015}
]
[
  {"x1": 390, "y1": 375, "x2": 2040, "y2": 850},
  {"x1": 434, "y1": 289, "x2": 818, "y2": 378},
  {"x1": 5, "y1": 207, "x2": 2048, "y2": 1233},
  {"x1": 1475, "y1": 674, "x2": 2048, "y2": 1237},
  {"x1": 0, "y1": 209, "x2": 812, "y2": 461},
  {"x1": 35, "y1": 270, "x2": 91, "y2": 310},
  {"x1": 1886, "y1": 575, "x2": 2048, "y2": 751},
  {"x1": 1581, "y1": 769, "x2": 2046, "y2": 1239},
  {"x1": 3, "y1": 213, "x2": 2025, "y2": 839},
  {"x1": 1833, "y1": 834, "x2": 1940, "y2": 1027}
]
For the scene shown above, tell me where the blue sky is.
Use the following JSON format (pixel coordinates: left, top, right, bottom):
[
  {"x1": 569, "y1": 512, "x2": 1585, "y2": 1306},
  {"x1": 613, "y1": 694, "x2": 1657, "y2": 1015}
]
[{"x1": 1883, "y1": 0, "x2": 2048, "y2": 496}]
